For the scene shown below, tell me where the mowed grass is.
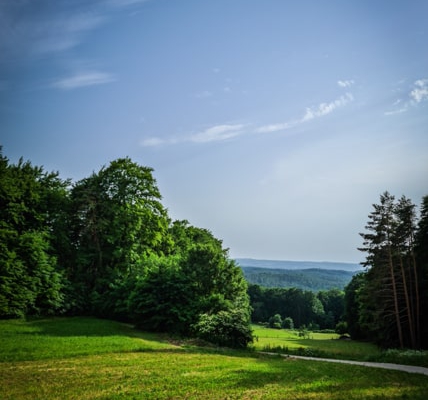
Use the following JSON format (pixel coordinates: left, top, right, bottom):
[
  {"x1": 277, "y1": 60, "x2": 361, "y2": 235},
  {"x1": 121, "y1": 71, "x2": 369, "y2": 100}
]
[
  {"x1": 252, "y1": 325, "x2": 428, "y2": 367},
  {"x1": 0, "y1": 317, "x2": 175, "y2": 362},
  {"x1": 1, "y1": 318, "x2": 428, "y2": 399},
  {"x1": 252, "y1": 325, "x2": 382, "y2": 361}
]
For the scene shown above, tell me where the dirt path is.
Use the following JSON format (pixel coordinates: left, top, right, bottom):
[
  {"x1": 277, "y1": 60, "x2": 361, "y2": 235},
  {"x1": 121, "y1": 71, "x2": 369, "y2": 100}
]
[{"x1": 260, "y1": 352, "x2": 428, "y2": 376}]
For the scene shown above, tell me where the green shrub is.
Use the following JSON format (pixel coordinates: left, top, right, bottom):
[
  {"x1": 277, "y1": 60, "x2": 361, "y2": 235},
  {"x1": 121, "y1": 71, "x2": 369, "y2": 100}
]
[{"x1": 194, "y1": 309, "x2": 253, "y2": 348}]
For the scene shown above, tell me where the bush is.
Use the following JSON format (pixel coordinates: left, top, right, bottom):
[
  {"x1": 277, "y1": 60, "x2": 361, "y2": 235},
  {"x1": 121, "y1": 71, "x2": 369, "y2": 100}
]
[
  {"x1": 268, "y1": 314, "x2": 282, "y2": 329},
  {"x1": 194, "y1": 309, "x2": 253, "y2": 349},
  {"x1": 335, "y1": 321, "x2": 348, "y2": 335},
  {"x1": 282, "y1": 317, "x2": 294, "y2": 329}
]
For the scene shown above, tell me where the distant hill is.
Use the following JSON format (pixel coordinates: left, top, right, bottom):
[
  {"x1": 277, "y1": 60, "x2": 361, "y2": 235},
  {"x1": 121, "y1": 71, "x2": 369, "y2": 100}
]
[
  {"x1": 235, "y1": 259, "x2": 363, "y2": 291},
  {"x1": 235, "y1": 258, "x2": 362, "y2": 271}
]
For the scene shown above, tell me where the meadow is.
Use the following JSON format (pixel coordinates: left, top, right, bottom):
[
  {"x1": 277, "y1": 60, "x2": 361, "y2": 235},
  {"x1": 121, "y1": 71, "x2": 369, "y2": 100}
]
[
  {"x1": 1, "y1": 317, "x2": 427, "y2": 399},
  {"x1": 251, "y1": 325, "x2": 428, "y2": 367},
  {"x1": 251, "y1": 325, "x2": 381, "y2": 360}
]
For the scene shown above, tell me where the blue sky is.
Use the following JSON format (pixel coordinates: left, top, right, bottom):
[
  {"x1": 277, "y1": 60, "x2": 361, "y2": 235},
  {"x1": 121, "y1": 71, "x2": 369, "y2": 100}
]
[{"x1": 1, "y1": 0, "x2": 427, "y2": 263}]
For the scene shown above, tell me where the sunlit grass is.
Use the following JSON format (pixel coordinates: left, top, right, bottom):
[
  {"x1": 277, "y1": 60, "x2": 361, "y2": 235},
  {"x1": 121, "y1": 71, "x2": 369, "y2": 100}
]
[
  {"x1": 1, "y1": 318, "x2": 427, "y2": 399},
  {"x1": 252, "y1": 325, "x2": 428, "y2": 367},
  {"x1": 252, "y1": 325, "x2": 382, "y2": 360}
]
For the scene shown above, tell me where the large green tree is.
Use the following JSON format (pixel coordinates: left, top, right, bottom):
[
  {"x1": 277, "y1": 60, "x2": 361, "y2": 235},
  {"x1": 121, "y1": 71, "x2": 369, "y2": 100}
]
[
  {"x1": 0, "y1": 150, "x2": 68, "y2": 317},
  {"x1": 68, "y1": 157, "x2": 170, "y2": 314}
]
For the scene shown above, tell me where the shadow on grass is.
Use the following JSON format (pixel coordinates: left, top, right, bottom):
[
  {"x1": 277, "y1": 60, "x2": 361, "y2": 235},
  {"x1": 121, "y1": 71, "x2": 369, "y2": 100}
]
[
  {"x1": 25, "y1": 316, "x2": 143, "y2": 337},
  {"x1": 23, "y1": 316, "x2": 182, "y2": 350}
]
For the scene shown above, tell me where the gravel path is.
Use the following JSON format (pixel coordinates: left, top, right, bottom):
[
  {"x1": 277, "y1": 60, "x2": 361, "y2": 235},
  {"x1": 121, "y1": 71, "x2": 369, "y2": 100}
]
[{"x1": 260, "y1": 352, "x2": 428, "y2": 376}]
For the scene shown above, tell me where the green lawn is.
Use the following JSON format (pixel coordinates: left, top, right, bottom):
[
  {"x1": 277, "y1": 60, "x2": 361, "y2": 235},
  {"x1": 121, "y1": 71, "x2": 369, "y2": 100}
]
[
  {"x1": 1, "y1": 317, "x2": 427, "y2": 399},
  {"x1": 252, "y1": 325, "x2": 428, "y2": 367},
  {"x1": 251, "y1": 325, "x2": 382, "y2": 361},
  {"x1": 0, "y1": 317, "x2": 176, "y2": 362}
]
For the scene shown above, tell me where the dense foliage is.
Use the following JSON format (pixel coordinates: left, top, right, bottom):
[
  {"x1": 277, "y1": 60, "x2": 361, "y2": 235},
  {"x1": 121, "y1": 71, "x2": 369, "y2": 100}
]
[
  {"x1": 0, "y1": 154, "x2": 69, "y2": 317},
  {"x1": 0, "y1": 149, "x2": 252, "y2": 348},
  {"x1": 248, "y1": 285, "x2": 344, "y2": 331},
  {"x1": 345, "y1": 192, "x2": 428, "y2": 349}
]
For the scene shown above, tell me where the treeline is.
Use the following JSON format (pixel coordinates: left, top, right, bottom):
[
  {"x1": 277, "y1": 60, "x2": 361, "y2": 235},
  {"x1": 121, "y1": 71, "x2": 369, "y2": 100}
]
[
  {"x1": 0, "y1": 150, "x2": 252, "y2": 348},
  {"x1": 345, "y1": 192, "x2": 428, "y2": 349},
  {"x1": 248, "y1": 285, "x2": 345, "y2": 331}
]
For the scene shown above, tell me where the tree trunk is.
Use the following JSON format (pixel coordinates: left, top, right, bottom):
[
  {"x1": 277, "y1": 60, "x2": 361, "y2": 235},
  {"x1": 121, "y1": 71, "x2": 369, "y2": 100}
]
[
  {"x1": 399, "y1": 255, "x2": 415, "y2": 348},
  {"x1": 388, "y1": 244, "x2": 403, "y2": 348}
]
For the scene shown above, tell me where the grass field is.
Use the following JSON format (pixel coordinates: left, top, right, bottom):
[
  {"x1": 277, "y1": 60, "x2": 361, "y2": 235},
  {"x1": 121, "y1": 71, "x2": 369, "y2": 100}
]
[
  {"x1": 252, "y1": 325, "x2": 428, "y2": 367},
  {"x1": 252, "y1": 325, "x2": 381, "y2": 361},
  {"x1": 1, "y1": 317, "x2": 427, "y2": 399}
]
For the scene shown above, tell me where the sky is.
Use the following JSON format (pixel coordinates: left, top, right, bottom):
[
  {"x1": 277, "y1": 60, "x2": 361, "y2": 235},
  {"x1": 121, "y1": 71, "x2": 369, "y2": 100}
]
[{"x1": 1, "y1": 0, "x2": 427, "y2": 263}]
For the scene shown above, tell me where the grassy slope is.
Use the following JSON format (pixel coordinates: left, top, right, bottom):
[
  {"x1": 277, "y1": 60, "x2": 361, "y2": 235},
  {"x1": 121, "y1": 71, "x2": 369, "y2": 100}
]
[{"x1": 1, "y1": 318, "x2": 427, "y2": 400}]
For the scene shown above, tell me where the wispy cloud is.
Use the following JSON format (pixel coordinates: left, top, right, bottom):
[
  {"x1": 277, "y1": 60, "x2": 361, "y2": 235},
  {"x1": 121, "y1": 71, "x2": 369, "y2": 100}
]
[
  {"x1": 106, "y1": 0, "x2": 150, "y2": 7},
  {"x1": 302, "y1": 93, "x2": 353, "y2": 121},
  {"x1": 255, "y1": 121, "x2": 296, "y2": 134},
  {"x1": 410, "y1": 79, "x2": 428, "y2": 103},
  {"x1": 142, "y1": 92, "x2": 355, "y2": 147},
  {"x1": 337, "y1": 80, "x2": 354, "y2": 88},
  {"x1": 256, "y1": 93, "x2": 354, "y2": 134},
  {"x1": 141, "y1": 124, "x2": 245, "y2": 147},
  {"x1": 1, "y1": 0, "x2": 149, "y2": 89},
  {"x1": 190, "y1": 124, "x2": 244, "y2": 143},
  {"x1": 0, "y1": 9, "x2": 107, "y2": 57},
  {"x1": 52, "y1": 71, "x2": 116, "y2": 90},
  {"x1": 384, "y1": 78, "x2": 428, "y2": 115},
  {"x1": 0, "y1": 0, "x2": 152, "y2": 56},
  {"x1": 384, "y1": 107, "x2": 407, "y2": 116}
]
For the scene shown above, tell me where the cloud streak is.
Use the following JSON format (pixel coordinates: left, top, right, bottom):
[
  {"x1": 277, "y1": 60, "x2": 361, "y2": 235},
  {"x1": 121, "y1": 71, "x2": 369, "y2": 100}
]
[
  {"x1": 190, "y1": 124, "x2": 244, "y2": 143},
  {"x1": 141, "y1": 92, "x2": 354, "y2": 147},
  {"x1": 256, "y1": 93, "x2": 354, "y2": 134},
  {"x1": 302, "y1": 93, "x2": 353, "y2": 121},
  {"x1": 52, "y1": 71, "x2": 116, "y2": 90},
  {"x1": 0, "y1": 8, "x2": 107, "y2": 57},
  {"x1": 141, "y1": 124, "x2": 245, "y2": 147}
]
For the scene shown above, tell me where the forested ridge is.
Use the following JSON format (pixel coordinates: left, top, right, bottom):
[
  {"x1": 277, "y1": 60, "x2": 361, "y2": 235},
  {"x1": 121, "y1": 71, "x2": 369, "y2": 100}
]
[
  {"x1": 236, "y1": 258, "x2": 361, "y2": 271},
  {"x1": 1, "y1": 148, "x2": 427, "y2": 350},
  {"x1": 240, "y1": 266, "x2": 356, "y2": 291}
]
